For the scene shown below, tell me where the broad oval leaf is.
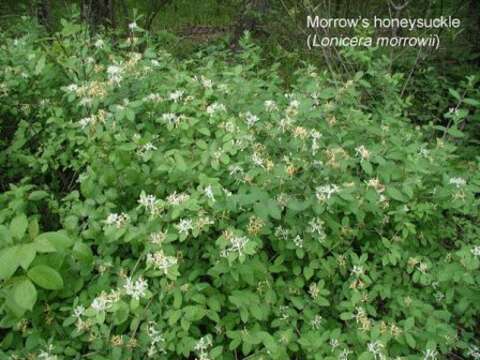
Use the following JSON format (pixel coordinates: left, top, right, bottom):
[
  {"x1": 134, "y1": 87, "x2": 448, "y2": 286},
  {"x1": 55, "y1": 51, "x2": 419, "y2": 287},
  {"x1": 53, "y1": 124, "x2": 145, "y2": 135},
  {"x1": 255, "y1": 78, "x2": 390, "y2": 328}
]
[
  {"x1": 27, "y1": 265, "x2": 64, "y2": 290},
  {"x1": 13, "y1": 279, "x2": 37, "y2": 311},
  {"x1": 10, "y1": 214, "x2": 28, "y2": 240}
]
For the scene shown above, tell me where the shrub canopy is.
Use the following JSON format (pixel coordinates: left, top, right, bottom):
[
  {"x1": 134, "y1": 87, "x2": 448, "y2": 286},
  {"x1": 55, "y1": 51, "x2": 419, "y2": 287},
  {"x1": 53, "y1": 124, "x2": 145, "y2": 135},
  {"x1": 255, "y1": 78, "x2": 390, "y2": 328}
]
[{"x1": 0, "y1": 20, "x2": 480, "y2": 360}]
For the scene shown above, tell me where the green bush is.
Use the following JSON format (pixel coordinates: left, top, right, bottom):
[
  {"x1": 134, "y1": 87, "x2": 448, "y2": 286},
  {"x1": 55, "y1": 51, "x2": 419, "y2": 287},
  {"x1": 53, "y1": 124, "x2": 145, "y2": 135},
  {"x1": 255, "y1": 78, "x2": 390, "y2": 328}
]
[{"x1": 1, "y1": 19, "x2": 480, "y2": 360}]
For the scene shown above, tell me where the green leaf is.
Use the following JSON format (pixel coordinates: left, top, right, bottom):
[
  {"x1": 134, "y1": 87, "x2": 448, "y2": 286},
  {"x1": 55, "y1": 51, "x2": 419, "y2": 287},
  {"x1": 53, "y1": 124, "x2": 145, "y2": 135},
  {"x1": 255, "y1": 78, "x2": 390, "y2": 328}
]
[
  {"x1": 304, "y1": 266, "x2": 314, "y2": 280},
  {"x1": 267, "y1": 199, "x2": 282, "y2": 220},
  {"x1": 113, "y1": 301, "x2": 130, "y2": 325},
  {"x1": 0, "y1": 225, "x2": 12, "y2": 244},
  {"x1": 361, "y1": 161, "x2": 373, "y2": 175},
  {"x1": 27, "y1": 265, "x2": 64, "y2": 290},
  {"x1": 10, "y1": 214, "x2": 28, "y2": 240},
  {"x1": 386, "y1": 187, "x2": 407, "y2": 202},
  {"x1": 28, "y1": 191, "x2": 49, "y2": 201},
  {"x1": 13, "y1": 279, "x2": 37, "y2": 311},
  {"x1": 198, "y1": 127, "x2": 211, "y2": 136},
  {"x1": 358, "y1": 352, "x2": 374, "y2": 360},
  {"x1": 210, "y1": 346, "x2": 223, "y2": 358},
  {"x1": 340, "y1": 312, "x2": 353, "y2": 320},
  {"x1": 35, "y1": 231, "x2": 73, "y2": 251},
  {"x1": 318, "y1": 88, "x2": 336, "y2": 99},
  {"x1": 173, "y1": 289, "x2": 182, "y2": 309},
  {"x1": 34, "y1": 237, "x2": 57, "y2": 253},
  {"x1": 253, "y1": 202, "x2": 269, "y2": 220},
  {"x1": 168, "y1": 309, "x2": 182, "y2": 325},
  {"x1": 174, "y1": 153, "x2": 187, "y2": 172},
  {"x1": 448, "y1": 88, "x2": 461, "y2": 100},
  {"x1": 405, "y1": 333, "x2": 416, "y2": 349},
  {"x1": 34, "y1": 55, "x2": 46, "y2": 75},
  {"x1": 464, "y1": 98, "x2": 480, "y2": 107},
  {"x1": 0, "y1": 246, "x2": 21, "y2": 280},
  {"x1": 287, "y1": 199, "x2": 309, "y2": 212},
  {"x1": 447, "y1": 127, "x2": 464, "y2": 138},
  {"x1": 72, "y1": 242, "x2": 93, "y2": 262},
  {"x1": 17, "y1": 244, "x2": 37, "y2": 270}
]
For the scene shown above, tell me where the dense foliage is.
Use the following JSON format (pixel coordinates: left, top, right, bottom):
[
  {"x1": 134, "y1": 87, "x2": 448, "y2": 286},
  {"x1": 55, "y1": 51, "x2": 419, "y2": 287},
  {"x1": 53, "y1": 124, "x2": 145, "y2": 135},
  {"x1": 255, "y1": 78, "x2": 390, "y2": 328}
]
[{"x1": 1, "y1": 18, "x2": 480, "y2": 360}]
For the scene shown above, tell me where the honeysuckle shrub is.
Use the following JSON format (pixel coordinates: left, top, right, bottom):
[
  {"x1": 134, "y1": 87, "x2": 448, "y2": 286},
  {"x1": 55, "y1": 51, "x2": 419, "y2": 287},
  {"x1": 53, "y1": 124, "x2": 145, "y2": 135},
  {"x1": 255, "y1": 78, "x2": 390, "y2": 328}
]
[{"x1": 1, "y1": 19, "x2": 480, "y2": 360}]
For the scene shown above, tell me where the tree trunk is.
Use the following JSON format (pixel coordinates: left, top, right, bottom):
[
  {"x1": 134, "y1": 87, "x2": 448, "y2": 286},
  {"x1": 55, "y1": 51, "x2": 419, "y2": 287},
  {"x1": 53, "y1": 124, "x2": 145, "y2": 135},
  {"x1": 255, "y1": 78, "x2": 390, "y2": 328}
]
[
  {"x1": 36, "y1": 0, "x2": 51, "y2": 30},
  {"x1": 81, "y1": 0, "x2": 116, "y2": 32},
  {"x1": 469, "y1": 0, "x2": 480, "y2": 63},
  {"x1": 231, "y1": 0, "x2": 270, "y2": 48}
]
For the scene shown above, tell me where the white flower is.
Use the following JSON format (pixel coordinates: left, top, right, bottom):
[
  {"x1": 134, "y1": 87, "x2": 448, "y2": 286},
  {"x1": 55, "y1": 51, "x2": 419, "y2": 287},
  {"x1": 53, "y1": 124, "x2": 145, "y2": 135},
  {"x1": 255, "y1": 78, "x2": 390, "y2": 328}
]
[
  {"x1": 423, "y1": 348, "x2": 438, "y2": 360},
  {"x1": 229, "y1": 236, "x2": 249, "y2": 255},
  {"x1": 107, "y1": 65, "x2": 122, "y2": 76},
  {"x1": 471, "y1": 246, "x2": 480, "y2": 257},
  {"x1": 94, "y1": 39, "x2": 105, "y2": 48},
  {"x1": 64, "y1": 83, "x2": 79, "y2": 93},
  {"x1": 434, "y1": 292, "x2": 445, "y2": 302},
  {"x1": 366, "y1": 178, "x2": 385, "y2": 193},
  {"x1": 251, "y1": 152, "x2": 264, "y2": 167},
  {"x1": 104, "y1": 212, "x2": 129, "y2": 228},
  {"x1": 310, "y1": 315, "x2": 322, "y2": 330},
  {"x1": 38, "y1": 345, "x2": 57, "y2": 360},
  {"x1": 91, "y1": 294, "x2": 111, "y2": 312},
  {"x1": 161, "y1": 112, "x2": 180, "y2": 126},
  {"x1": 244, "y1": 112, "x2": 259, "y2": 127},
  {"x1": 264, "y1": 100, "x2": 278, "y2": 112},
  {"x1": 206, "y1": 102, "x2": 226, "y2": 116},
  {"x1": 418, "y1": 262, "x2": 428, "y2": 274},
  {"x1": 144, "y1": 93, "x2": 163, "y2": 102},
  {"x1": 467, "y1": 345, "x2": 480, "y2": 359},
  {"x1": 311, "y1": 130, "x2": 322, "y2": 140},
  {"x1": 79, "y1": 116, "x2": 94, "y2": 128},
  {"x1": 367, "y1": 341, "x2": 384, "y2": 358},
  {"x1": 218, "y1": 83, "x2": 229, "y2": 94},
  {"x1": 200, "y1": 76, "x2": 213, "y2": 89},
  {"x1": 168, "y1": 90, "x2": 184, "y2": 102},
  {"x1": 449, "y1": 177, "x2": 466, "y2": 188},
  {"x1": 293, "y1": 235, "x2": 303, "y2": 248},
  {"x1": 204, "y1": 185, "x2": 215, "y2": 202},
  {"x1": 311, "y1": 130, "x2": 322, "y2": 155},
  {"x1": 220, "y1": 234, "x2": 250, "y2": 258},
  {"x1": 147, "y1": 321, "x2": 166, "y2": 357},
  {"x1": 419, "y1": 146, "x2": 429, "y2": 158},
  {"x1": 128, "y1": 21, "x2": 138, "y2": 30},
  {"x1": 146, "y1": 251, "x2": 178, "y2": 274},
  {"x1": 351, "y1": 265, "x2": 364, "y2": 276},
  {"x1": 355, "y1": 145, "x2": 370, "y2": 160},
  {"x1": 330, "y1": 338, "x2": 339, "y2": 351},
  {"x1": 150, "y1": 231, "x2": 167, "y2": 245},
  {"x1": 166, "y1": 191, "x2": 190, "y2": 206},
  {"x1": 229, "y1": 165, "x2": 243, "y2": 176},
  {"x1": 175, "y1": 218, "x2": 193, "y2": 235},
  {"x1": 107, "y1": 65, "x2": 123, "y2": 84},
  {"x1": 73, "y1": 305, "x2": 85, "y2": 318},
  {"x1": 339, "y1": 349, "x2": 352, "y2": 360},
  {"x1": 309, "y1": 283, "x2": 319, "y2": 299},
  {"x1": 308, "y1": 218, "x2": 326, "y2": 241},
  {"x1": 275, "y1": 226, "x2": 289, "y2": 240},
  {"x1": 137, "y1": 143, "x2": 157, "y2": 160},
  {"x1": 316, "y1": 184, "x2": 340, "y2": 202},
  {"x1": 124, "y1": 277, "x2": 148, "y2": 300},
  {"x1": 194, "y1": 335, "x2": 212, "y2": 355},
  {"x1": 288, "y1": 99, "x2": 299, "y2": 109},
  {"x1": 138, "y1": 193, "x2": 161, "y2": 215}
]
